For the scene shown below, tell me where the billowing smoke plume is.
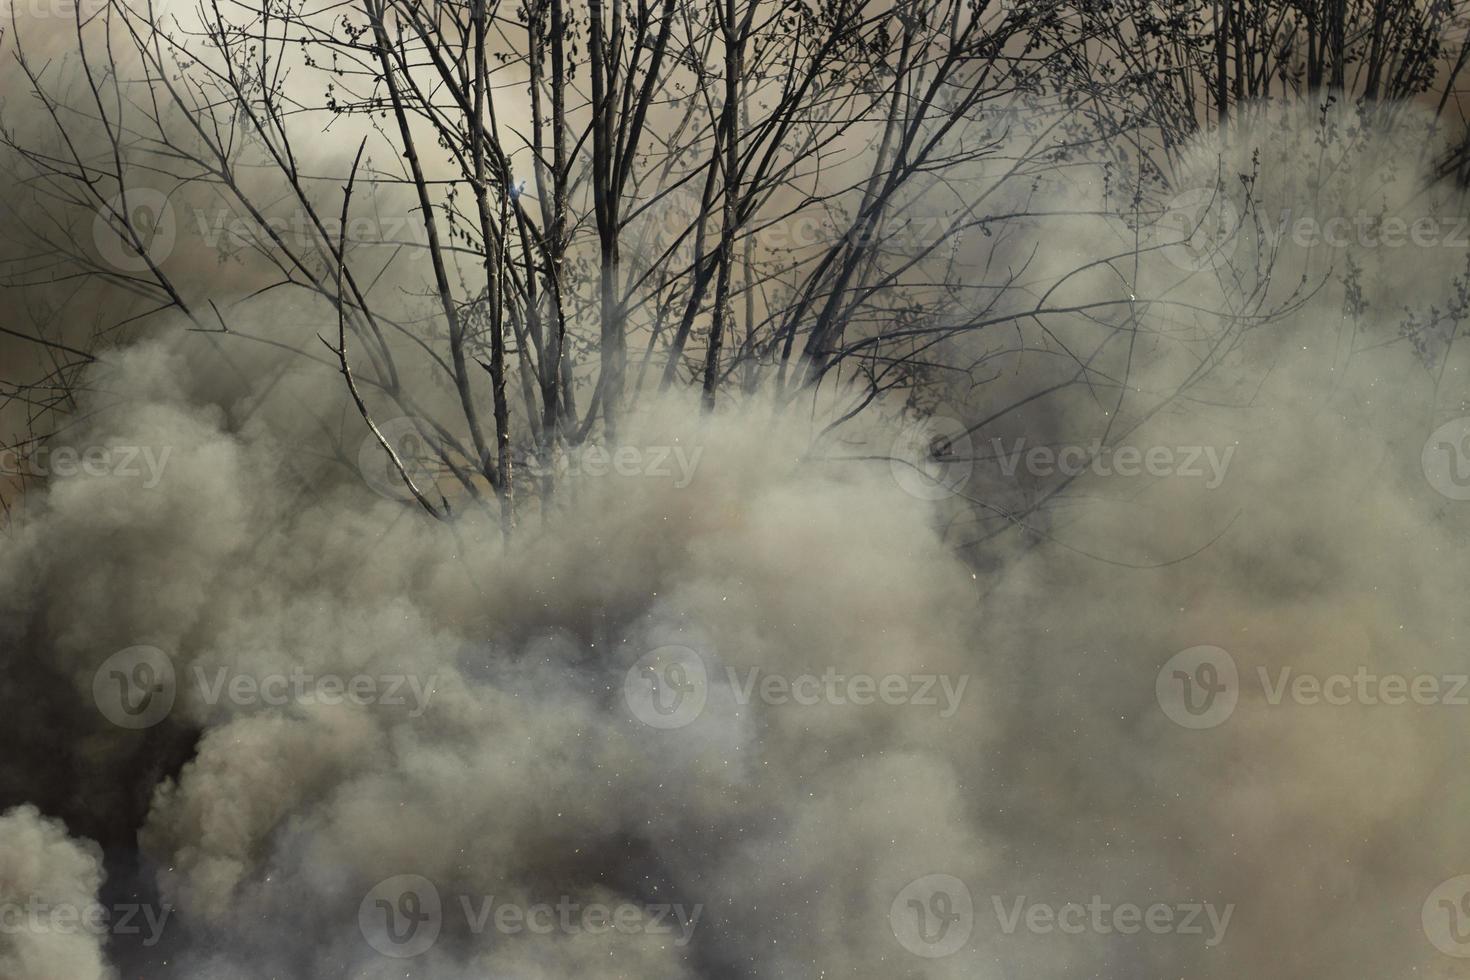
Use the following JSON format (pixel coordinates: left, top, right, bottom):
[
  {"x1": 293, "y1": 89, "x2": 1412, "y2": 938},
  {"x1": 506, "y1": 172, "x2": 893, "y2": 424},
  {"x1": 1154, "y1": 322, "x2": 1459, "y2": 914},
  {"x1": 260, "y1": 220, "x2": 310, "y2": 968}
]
[
  {"x1": 3, "y1": 101, "x2": 1470, "y2": 980},
  {"x1": 0, "y1": 807, "x2": 112, "y2": 980}
]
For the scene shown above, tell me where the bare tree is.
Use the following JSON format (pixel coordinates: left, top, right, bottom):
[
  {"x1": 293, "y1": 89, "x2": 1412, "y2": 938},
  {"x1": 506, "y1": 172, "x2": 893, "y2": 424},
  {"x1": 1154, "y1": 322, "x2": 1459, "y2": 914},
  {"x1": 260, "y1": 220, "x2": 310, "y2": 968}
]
[{"x1": 2, "y1": 0, "x2": 1404, "y2": 537}]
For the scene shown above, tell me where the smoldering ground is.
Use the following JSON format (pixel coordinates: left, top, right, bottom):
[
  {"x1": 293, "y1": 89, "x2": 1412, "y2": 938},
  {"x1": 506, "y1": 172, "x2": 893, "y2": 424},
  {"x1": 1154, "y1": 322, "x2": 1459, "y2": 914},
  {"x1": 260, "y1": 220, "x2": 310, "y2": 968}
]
[{"x1": 4, "y1": 101, "x2": 1470, "y2": 980}]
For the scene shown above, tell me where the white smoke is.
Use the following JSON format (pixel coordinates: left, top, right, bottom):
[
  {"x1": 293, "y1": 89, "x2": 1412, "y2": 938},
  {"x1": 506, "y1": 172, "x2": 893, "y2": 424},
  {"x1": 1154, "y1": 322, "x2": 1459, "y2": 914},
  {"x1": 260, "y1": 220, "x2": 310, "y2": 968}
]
[{"x1": 0, "y1": 807, "x2": 113, "y2": 980}]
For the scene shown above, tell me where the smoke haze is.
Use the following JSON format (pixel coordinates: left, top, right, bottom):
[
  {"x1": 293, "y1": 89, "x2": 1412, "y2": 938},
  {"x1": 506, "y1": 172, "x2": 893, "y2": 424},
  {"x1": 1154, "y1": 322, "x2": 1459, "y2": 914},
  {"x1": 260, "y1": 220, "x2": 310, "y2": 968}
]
[{"x1": 3, "y1": 99, "x2": 1470, "y2": 980}]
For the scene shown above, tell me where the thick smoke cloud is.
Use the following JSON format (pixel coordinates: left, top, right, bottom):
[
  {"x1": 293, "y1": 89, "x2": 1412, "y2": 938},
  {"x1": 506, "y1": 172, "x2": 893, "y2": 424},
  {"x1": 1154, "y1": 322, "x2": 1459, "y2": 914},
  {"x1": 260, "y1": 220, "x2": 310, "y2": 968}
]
[
  {"x1": 0, "y1": 807, "x2": 113, "y2": 980},
  {"x1": 3, "y1": 100, "x2": 1470, "y2": 980},
  {"x1": 1, "y1": 337, "x2": 989, "y2": 978}
]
